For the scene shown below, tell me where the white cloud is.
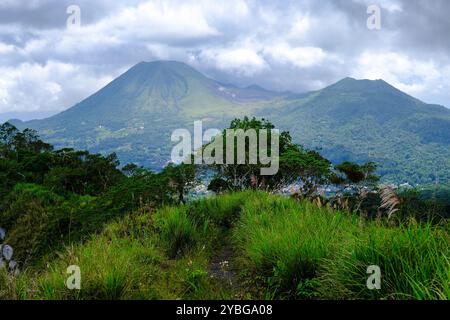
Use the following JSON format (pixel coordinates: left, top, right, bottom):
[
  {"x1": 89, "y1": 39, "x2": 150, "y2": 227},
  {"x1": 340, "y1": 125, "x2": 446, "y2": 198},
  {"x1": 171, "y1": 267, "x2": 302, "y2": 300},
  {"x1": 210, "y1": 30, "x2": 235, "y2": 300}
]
[
  {"x1": 103, "y1": 1, "x2": 221, "y2": 41},
  {"x1": 0, "y1": 0, "x2": 450, "y2": 116},
  {"x1": 287, "y1": 14, "x2": 312, "y2": 39},
  {"x1": 264, "y1": 43, "x2": 328, "y2": 68},
  {"x1": 10, "y1": 0, "x2": 224, "y2": 63},
  {"x1": 0, "y1": 42, "x2": 15, "y2": 54},
  {"x1": 199, "y1": 48, "x2": 268, "y2": 76},
  {"x1": 0, "y1": 61, "x2": 113, "y2": 113},
  {"x1": 352, "y1": 51, "x2": 443, "y2": 97}
]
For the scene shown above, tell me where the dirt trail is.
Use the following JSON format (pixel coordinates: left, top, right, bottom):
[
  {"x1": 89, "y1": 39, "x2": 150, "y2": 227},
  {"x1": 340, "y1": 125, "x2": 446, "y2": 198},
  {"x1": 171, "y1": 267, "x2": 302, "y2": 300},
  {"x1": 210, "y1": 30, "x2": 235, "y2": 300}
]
[{"x1": 207, "y1": 237, "x2": 243, "y2": 297}]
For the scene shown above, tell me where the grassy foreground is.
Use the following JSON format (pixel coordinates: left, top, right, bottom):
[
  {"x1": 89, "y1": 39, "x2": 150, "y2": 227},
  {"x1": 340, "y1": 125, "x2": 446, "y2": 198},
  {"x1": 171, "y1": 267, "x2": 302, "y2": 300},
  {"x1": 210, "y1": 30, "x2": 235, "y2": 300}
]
[{"x1": 1, "y1": 191, "x2": 449, "y2": 300}]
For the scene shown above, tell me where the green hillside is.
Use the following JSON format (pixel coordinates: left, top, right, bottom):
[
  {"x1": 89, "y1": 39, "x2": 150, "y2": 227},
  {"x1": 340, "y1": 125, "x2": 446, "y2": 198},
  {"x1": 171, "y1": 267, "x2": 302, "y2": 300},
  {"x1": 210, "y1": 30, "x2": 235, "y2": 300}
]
[
  {"x1": 263, "y1": 78, "x2": 450, "y2": 184},
  {"x1": 2, "y1": 192, "x2": 449, "y2": 300},
  {"x1": 10, "y1": 61, "x2": 450, "y2": 184},
  {"x1": 11, "y1": 61, "x2": 281, "y2": 169},
  {"x1": 0, "y1": 124, "x2": 448, "y2": 301}
]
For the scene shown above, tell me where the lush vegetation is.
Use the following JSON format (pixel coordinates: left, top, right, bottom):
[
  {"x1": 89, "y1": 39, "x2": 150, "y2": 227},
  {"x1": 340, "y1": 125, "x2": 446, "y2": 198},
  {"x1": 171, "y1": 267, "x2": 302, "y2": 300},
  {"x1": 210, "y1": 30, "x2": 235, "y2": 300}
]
[
  {"x1": 11, "y1": 61, "x2": 450, "y2": 185},
  {"x1": 0, "y1": 118, "x2": 449, "y2": 300},
  {"x1": 1, "y1": 192, "x2": 448, "y2": 300},
  {"x1": 263, "y1": 77, "x2": 450, "y2": 185},
  {"x1": 204, "y1": 117, "x2": 332, "y2": 193},
  {"x1": 0, "y1": 123, "x2": 194, "y2": 265}
]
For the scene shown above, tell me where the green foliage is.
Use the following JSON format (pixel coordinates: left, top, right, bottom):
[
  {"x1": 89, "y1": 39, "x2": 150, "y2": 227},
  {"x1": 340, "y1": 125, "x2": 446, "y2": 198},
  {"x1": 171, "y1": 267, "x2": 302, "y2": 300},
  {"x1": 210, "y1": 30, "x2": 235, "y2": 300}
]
[
  {"x1": 0, "y1": 183, "x2": 96, "y2": 264},
  {"x1": 0, "y1": 124, "x2": 197, "y2": 265},
  {"x1": 232, "y1": 193, "x2": 449, "y2": 300},
  {"x1": 1, "y1": 192, "x2": 448, "y2": 300},
  {"x1": 334, "y1": 161, "x2": 379, "y2": 186},
  {"x1": 320, "y1": 223, "x2": 450, "y2": 299},
  {"x1": 396, "y1": 189, "x2": 448, "y2": 221},
  {"x1": 11, "y1": 68, "x2": 450, "y2": 185},
  {"x1": 185, "y1": 191, "x2": 250, "y2": 228},
  {"x1": 0, "y1": 123, "x2": 123, "y2": 198},
  {"x1": 11, "y1": 61, "x2": 276, "y2": 172},
  {"x1": 0, "y1": 269, "x2": 20, "y2": 299},
  {"x1": 1, "y1": 114, "x2": 449, "y2": 300},
  {"x1": 233, "y1": 196, "x2": 351, "y2": 298},
  {"x1": 1, "y1": 183, "x2": 63, "y2": 229},
  {"x1": 1, "y1": 194, "x2": 250, "y2": 300},
  {"x1": 205, "y1": 117, "x2": 333, "y2": 193},
  {"x1": 279, "y1": 146, "x2": 331, "y2": 195},
  {"x1": 161, "y1": 163, "x2": 196, "y2": 204},
  {"x1": 155, "y1": 207, "x2": 199, "y2": 258},
  {"x1": 98, "y1": 169, "x2": 174, "y2": 213},
  {"x1": 207, "y1": 177, "x2": 230, "y2": 193},
  {"x1": 204, "y1": 117, "x2": 282, "y2": 190},
  {"x1": 262, "y1": 77, "x2": 450, "y2": 185}
]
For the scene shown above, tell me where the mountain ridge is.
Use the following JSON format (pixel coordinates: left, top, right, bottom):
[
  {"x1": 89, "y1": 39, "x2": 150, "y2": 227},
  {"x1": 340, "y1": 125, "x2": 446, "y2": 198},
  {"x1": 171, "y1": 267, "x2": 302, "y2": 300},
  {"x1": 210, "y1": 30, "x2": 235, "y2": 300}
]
[{"x1": 8, "y1": 60, "x2": 450, "y2": 184}]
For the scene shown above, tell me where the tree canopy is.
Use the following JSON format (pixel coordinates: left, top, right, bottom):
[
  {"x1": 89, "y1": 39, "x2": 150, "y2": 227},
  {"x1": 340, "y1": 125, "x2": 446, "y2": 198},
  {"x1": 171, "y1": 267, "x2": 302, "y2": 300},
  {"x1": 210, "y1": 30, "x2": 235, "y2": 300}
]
[{"x1": 203, "y1": 117, "x2": 333, "y2": 194}]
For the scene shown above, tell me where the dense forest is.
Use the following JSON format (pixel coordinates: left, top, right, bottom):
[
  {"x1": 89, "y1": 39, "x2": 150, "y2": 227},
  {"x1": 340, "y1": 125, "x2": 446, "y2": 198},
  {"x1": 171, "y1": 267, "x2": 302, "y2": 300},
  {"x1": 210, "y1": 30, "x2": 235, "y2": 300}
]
[{"x1": 0, "y1": 118, "x2": 449, "y2": 300}]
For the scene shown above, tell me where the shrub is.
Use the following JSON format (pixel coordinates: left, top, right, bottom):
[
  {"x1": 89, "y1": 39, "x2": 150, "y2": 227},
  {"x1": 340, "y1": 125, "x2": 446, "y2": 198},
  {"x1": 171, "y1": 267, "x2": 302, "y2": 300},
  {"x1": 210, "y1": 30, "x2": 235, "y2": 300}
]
[{"x1": 156, "y1": 207, "x2": 199, "y2": 258}]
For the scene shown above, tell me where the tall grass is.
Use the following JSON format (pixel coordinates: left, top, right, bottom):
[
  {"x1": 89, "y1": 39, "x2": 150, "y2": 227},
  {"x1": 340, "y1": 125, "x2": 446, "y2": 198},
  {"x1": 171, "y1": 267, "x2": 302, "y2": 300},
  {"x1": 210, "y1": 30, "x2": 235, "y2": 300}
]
[
  {"x1": 233, "y1": 195, "x2": 356, "y2": 298},
  {"x1": 320, "y1": 223, "x2": 450, "y2": 299},
  {"x1": 1, "y1": 193, "x2": 254, "y2": 300},
  {"x1": 27, "y1": 225, "x2": 165, "y2": 300},
  {"x1": 1, "y1": 191, "x2": 448, "y2": 300},
  {"x1": 232, "y1": 194, "x2": 449, "y2": 300},
  {"x1": 155, "y1": 191, "x2": 253, "y2": 258},
  {"x1": 4, "y1": 212, "x2": 219, "y2": 300},
  {"x1": 156, "y1": 207, "x2": 199, "y2": 258}
]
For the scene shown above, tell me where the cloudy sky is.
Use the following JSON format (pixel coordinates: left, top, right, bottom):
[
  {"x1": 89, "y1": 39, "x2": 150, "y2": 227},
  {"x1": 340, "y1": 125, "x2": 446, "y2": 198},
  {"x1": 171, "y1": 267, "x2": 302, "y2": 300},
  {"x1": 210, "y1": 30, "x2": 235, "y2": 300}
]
[{"x1": 0, "y1": 0, "x2": 449, "y2": 121}]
